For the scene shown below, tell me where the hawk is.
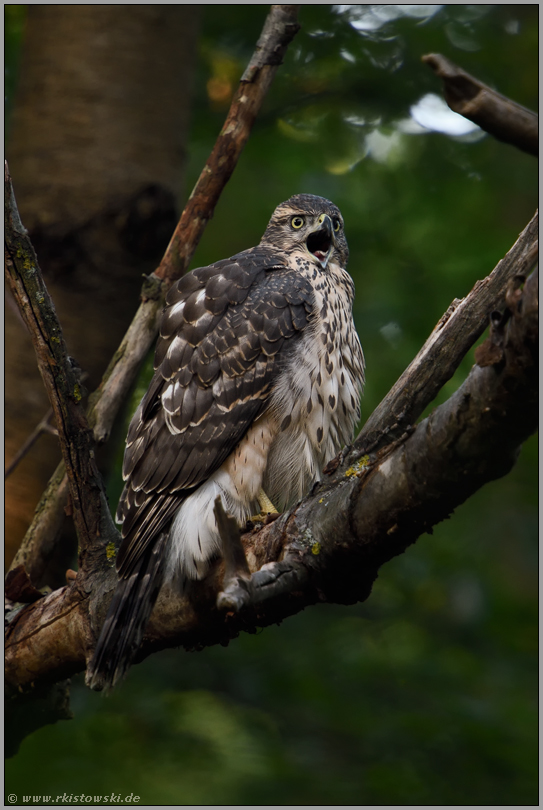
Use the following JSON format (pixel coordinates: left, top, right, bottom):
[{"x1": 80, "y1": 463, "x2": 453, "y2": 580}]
[{"x1": 87, "y1": 194, "x2": 365, "y2": 689}]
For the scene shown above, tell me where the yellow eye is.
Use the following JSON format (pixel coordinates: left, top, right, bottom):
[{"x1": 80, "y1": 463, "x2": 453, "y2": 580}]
[
  {"x1": 333, "y1": 217, "x2": 341, "y2": 232},
  {"x1": 291, "y1": 216, "x2": 305, "y2": 229}
]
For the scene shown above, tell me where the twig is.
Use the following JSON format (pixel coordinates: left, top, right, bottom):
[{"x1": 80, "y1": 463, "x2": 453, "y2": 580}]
[
  {"x1": 422, "y1": 53, "x2": 538, "y2": 157},
  {"x1": 9, "y1": 4, "x2": 301, "y2": 584},
  {"x1": 4, "y1": 162, "x2": 119, "y2": 562},
  {"x1": 355, "y1": 210, "x2": 538, "y2": 454},
  {"x1": 4, "y1": 408, "x2": 56, "y2": 479},
  {"x1": 5, "y1": 368, "x2": 88, "y2": 480}
]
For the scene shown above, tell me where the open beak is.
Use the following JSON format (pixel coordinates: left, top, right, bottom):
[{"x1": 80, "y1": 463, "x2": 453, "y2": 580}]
[{"x1": 307, "y1": 215, "x2": 333, "y2": 268}]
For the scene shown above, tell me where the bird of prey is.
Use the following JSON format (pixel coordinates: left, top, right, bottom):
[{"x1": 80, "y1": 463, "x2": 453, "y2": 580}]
[{"x1": 87, "y1": 193, "x2": 365, "y2": 690}]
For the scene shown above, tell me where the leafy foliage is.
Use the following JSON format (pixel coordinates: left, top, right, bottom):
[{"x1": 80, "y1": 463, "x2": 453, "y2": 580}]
[{"x1": 6, "y1": 4, "x2": 537, "y2": 805}]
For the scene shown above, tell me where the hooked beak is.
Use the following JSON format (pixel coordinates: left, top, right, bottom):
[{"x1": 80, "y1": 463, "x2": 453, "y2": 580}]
[{"x1": 306, "y1": 214, "x2": 333, "y2": 268}]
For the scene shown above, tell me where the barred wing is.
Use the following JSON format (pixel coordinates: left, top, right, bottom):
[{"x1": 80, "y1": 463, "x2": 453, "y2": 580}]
[{"x1": 116, "y1": 246, "x2": 314, "y2": 576}]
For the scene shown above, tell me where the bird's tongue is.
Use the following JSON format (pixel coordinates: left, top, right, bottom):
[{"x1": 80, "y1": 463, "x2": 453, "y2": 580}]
[{"x1": 307, "y1": 229, "x2": 331, "y2": 261}]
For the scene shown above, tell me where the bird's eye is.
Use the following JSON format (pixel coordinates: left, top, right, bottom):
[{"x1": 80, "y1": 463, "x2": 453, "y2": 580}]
[
  {"x1": 333, "y1": 217, "x2": 341, "y2": 232},
  {"x1": 291, "y1": 216, "x2": 305, "y2": 229}
]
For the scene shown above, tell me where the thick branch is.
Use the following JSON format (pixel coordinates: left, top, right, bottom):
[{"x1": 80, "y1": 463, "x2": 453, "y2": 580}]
[
  {"x1": 423, "y1": 53, "x2": 538, "y2": 156},
  {"x1": 347, "y1": 269, "x2": 538, "y2": 578},
  {"x1": 5, "y1": 266, "x2": 537, "y2": 690},
  {"x1": 4, "y1": 163, "x2": 118, "y2": 564},
  {"x1": 356, "y1": 210, "x2": 538, "y2": 453},
  {"x1": 10, "y1": 4, "x2": 301, "y2": 584}
]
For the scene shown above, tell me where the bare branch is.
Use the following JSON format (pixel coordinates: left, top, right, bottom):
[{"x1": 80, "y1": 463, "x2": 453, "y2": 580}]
[
  {"x1": 9, "y1": 462, "x2": 69, "y2": 586},
  {"x1": 4, "y1": 17, "x2": 536, "y2": 713},
  {"x1": 5, "y1": 283, "x2": 29, "y2": 331},
  {"x1": 156, "y1": 4, "x2": 301, "y2": 284},
  {"x1": 422, "y1": 53, "x2": 538, "y2": 156},
  {"x1": 4, "y1": 407, "x2": 55, "y2": 479},
  {"x1": 90, "y1": 3, "x2": 301, "y2": 444},
  {"x1": 5, "y1": 367, "x2": 88, "y2": 480},
  {"x1": 356, "y1": 210, "x2": 538, "y2": 453}
]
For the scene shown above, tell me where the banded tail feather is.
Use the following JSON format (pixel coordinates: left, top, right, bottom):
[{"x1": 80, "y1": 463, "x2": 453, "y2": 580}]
[{"x1": 86, "y1": 533, "x2": 167, "y2": 691}]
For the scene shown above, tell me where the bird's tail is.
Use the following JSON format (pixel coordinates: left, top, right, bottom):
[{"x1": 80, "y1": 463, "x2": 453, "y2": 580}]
[{"x1": 86, "y1": 533, "x2": 167, "y2": 692}]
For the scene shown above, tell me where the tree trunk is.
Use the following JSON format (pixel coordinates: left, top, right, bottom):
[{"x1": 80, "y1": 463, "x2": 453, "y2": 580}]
[{"x1": 5, "y1": 5, "x2": 200, "y2": 573}]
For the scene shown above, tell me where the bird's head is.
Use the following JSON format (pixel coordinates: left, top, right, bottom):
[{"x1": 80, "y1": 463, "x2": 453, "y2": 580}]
[{"x1": 260, "y1": 194, "x2": 349, "y2": 270}]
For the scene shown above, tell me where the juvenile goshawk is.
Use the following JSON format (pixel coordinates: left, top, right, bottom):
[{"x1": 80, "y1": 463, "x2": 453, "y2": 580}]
[{"x1": 87, "y1": 193, "x2": 365, "y2": 689}]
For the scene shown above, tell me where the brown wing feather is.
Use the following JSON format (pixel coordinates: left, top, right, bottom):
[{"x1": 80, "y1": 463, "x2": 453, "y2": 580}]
[{"x1": 116, "y1": 246, "x2": 314, "y2": 576}]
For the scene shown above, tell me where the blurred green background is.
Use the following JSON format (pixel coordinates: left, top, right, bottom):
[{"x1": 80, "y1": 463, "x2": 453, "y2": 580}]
[{"x1": 6, "y1": 4, "x2": 538, "y2": 805}]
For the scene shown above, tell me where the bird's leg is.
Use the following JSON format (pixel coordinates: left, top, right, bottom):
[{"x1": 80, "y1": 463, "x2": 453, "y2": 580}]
[
  {"x1": 249, "y1": 488, "x2": 279, "y2": 523},
  {"x1": 258, "y1": 489, "x2": 278, "y2": 514}
]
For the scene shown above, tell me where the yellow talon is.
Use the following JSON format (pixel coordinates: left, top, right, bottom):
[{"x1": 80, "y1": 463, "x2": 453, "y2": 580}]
[{"x1": 249, "y1": 489, "x2": 278, "y2": 522}]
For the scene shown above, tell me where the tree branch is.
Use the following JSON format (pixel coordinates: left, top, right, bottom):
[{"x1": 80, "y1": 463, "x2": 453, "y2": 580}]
[
  {"x1": 156, "y1": 4, "x2": 301, "y2": 284},
  {"x1": 422, "y1": 53, "x2": 538, "y2": 156},
  {"x1": 8, "y1": 4, "x2": 301, "y2": 586},
  {"x1": 89, "y1": 3, "x2": 301, "y2": 443},
  {"x1": 9, "y1": 463, "x2": 70, "y2": 586},
  {"x1": 5, "y1": 251, "x2": 537, "y2": 690}
]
